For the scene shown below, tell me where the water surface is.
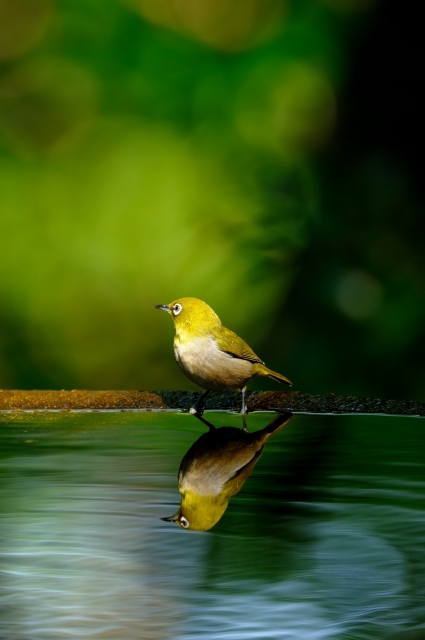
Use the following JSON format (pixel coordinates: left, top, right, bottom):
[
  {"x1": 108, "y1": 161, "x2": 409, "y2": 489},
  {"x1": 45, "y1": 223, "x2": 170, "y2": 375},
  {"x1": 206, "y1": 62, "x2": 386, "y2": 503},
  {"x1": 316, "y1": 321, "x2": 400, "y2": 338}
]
[{"x1": 1, "y1": 411, "x2": 424, "y2": 639}]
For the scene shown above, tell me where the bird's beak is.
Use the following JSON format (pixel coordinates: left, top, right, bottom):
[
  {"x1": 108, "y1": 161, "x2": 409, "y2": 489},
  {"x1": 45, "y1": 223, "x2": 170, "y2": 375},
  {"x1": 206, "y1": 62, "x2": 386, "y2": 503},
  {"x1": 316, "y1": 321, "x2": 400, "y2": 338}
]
[
  {"x1": 161, "y1": 514, "x2": 179, "y2": 523},
  {"x1": 154, "y1": 304, "x2": 171, "y2": 313}
]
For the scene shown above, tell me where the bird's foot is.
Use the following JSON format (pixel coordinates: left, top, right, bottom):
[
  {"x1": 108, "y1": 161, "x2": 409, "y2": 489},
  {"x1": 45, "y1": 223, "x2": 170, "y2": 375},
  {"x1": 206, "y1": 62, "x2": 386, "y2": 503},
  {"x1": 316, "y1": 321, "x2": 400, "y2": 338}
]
[{"x1": 189, "y1": 390, "x2": 210, "y2": 417}]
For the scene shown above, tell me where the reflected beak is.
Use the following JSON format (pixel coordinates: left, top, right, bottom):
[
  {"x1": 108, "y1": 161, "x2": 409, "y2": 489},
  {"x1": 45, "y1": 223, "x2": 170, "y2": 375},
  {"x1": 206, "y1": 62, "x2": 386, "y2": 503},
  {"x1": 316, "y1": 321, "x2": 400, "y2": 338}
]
[
  {"x1": 154, "y1": 304, "x2": 171, "y2": 313},
  {"x1": 161, "y1": 514, "x2": 179, "y2": 523}
]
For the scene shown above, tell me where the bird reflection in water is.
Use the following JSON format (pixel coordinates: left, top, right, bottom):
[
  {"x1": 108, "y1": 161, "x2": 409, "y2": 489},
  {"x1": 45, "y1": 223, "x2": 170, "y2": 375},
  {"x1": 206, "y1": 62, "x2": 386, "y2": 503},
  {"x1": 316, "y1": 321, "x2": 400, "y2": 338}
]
[{"x1": 162, "y1": 412, "x2": 292, "y2": 531}]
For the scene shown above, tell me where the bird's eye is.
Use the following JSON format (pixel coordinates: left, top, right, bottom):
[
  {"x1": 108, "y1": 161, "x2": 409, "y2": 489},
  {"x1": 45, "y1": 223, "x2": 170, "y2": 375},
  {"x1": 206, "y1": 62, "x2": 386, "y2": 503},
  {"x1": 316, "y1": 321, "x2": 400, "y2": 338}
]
[
  {"x1": 179, "y1": 516, "x2": 189, "y2": 528},
  {"x1": 173, "y1": 303, "x2": 182, "y2": 316}
]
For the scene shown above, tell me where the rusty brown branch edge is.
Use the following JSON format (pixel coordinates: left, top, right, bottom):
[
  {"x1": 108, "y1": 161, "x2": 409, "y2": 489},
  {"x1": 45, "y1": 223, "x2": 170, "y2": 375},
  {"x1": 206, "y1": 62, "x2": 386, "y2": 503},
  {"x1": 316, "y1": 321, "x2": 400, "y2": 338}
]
[{"x1": 0, "y1": 390, "x2": 425, "y2": 416}]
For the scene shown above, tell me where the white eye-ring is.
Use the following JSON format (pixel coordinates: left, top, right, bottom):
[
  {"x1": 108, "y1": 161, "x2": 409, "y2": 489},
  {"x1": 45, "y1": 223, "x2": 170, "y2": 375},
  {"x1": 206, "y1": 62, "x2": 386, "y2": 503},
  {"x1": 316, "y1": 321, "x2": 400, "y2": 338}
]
[
  {"x1": 179, "y1": 516, "x2": 189, "y2": 528},
  {"x1": 172, "y1": 303, "x2": 182, "y2": 316}
]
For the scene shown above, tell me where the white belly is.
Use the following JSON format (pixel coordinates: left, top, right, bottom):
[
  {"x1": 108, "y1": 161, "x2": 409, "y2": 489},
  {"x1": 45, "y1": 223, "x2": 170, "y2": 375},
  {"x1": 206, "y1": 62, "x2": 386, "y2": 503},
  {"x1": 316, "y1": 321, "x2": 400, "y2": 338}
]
[{"x1": 174, "y1": 336, "x2": 253, "y2": 393}]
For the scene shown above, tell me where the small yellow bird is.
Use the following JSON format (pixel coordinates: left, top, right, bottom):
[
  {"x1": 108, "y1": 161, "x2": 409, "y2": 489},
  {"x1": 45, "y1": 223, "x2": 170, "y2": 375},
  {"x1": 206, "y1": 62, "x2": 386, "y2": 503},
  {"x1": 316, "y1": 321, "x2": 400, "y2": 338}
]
[
  {"x1": 155, "y1": 297, "x2": 292, "y2": 424},
  {"x1": 162, "y1": 412, "x2": 292, "y2": 531}
]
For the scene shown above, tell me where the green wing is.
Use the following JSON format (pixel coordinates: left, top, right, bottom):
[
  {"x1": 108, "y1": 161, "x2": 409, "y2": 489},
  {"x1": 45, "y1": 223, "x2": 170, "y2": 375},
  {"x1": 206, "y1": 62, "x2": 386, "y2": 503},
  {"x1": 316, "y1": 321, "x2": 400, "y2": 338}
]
[{"x1": 216, "y1": 326, "x2": 264, "y2": 364}]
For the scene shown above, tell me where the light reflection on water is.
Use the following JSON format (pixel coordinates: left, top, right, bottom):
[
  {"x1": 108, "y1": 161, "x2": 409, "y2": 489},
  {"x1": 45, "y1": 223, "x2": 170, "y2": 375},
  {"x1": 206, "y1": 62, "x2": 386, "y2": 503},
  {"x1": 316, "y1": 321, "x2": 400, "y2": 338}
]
[{"x1": 0, "y1": 412, "x2": 424, "y2": 639}]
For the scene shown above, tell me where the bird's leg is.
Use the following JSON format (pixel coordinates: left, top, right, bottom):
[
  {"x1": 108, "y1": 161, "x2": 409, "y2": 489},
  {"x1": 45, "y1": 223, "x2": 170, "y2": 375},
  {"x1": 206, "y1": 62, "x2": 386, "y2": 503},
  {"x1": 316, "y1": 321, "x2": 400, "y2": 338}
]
[
  {"x1": 189, "y1": 390, "x2": 210, "y2": 417},
  {"x1": 193, "y1": 412, "x2": 216, "y2": 431},
  {"x1": 241, "y1": 387, "x2": 248, "y2": 432},
  {"x1": 190, "y1": 391, "x2": 214, "y2": 430}
]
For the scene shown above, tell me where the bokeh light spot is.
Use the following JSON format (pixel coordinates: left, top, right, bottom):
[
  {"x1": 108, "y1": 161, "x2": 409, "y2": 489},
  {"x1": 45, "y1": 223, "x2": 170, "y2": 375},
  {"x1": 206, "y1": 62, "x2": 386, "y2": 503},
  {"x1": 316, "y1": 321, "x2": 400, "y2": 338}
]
[
  {"x1": 126, "y1": 0, "x2": 285, "y2": 52},
  {"x1": 0, "y1": 57, "x2": 97, "y2": 156},
  {"x1": 0, "y1": 0, "x2": 53, "y2": 60},
  {"x1": 236, "y1": 62, "x2": 336, "y2": 159},
  {"x1": 335, "y1": 269, "x2": 383, "y2": 320}
]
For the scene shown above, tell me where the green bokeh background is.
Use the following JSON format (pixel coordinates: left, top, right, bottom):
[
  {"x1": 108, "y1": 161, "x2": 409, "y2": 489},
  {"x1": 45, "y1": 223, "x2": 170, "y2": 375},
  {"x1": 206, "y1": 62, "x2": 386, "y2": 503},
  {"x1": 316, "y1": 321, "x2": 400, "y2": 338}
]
[{"x1": 0, "y1": 0, "x2": 423, "y2": 399}]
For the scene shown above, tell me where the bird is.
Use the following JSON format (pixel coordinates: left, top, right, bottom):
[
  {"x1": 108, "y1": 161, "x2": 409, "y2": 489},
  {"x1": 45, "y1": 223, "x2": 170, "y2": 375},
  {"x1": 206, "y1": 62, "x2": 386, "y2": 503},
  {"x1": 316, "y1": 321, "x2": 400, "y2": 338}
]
[
  {"x1": 162, "y1": 412, "x2": 292, "y2": 531},
  {"x1": 154, "y1": 297, "x2": 292, "y2": 427}
]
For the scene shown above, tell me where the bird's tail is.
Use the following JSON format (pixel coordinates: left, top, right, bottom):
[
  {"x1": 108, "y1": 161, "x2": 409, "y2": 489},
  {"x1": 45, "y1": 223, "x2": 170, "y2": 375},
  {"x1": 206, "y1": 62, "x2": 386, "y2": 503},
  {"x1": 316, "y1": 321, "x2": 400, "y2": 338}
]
[
  {"x1": 253, "y1": 363, "x2": 292, "y2": 386},
  {"x1": 255, "y1": 412, "x2": 293, "y2": 445},
  {"x1": 267, "y1": 369, "x2": 292, "y2": 385}
]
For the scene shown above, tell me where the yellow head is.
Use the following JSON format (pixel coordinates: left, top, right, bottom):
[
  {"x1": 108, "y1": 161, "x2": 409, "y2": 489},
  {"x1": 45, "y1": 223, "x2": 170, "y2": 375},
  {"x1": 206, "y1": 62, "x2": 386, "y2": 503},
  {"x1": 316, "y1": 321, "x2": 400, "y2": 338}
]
[
  {"x1": 162, "y1": 491, "x2": 229, "y2": 531},
  {"x1": 154, "y1": 297, "x2": 221, "y2": 339}
]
